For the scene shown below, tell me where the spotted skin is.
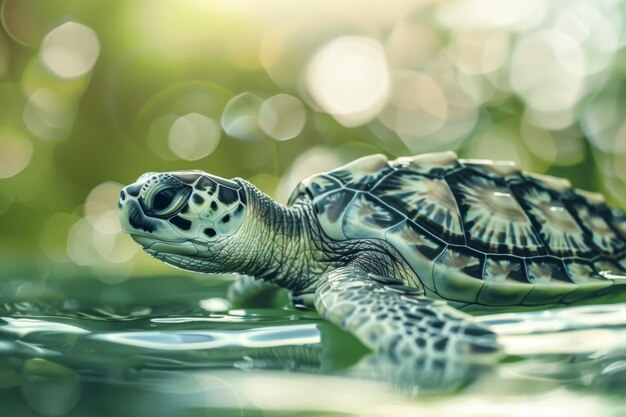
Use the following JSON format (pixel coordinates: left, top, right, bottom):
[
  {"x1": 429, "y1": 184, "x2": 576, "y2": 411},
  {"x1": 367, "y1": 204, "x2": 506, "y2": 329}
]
[{"x1": 315, "y1": 267, "x2": 499, "y2": 360}]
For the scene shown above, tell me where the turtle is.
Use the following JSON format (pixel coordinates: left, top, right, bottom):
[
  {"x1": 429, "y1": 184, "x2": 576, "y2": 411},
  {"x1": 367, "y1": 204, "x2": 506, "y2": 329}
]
[{"x1": 117, "y1": 152, "x2": 626, "y2": 362}]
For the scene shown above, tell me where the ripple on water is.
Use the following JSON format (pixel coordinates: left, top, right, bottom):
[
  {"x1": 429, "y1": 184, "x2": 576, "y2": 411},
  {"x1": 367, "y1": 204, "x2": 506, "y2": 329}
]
[{"x1": 90, "y1": 324, "x2": 321, "y2": 350}]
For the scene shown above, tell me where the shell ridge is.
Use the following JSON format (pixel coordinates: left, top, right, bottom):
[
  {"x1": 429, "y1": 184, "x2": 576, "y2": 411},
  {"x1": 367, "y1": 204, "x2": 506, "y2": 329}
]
[{"x1": 368, "y1": 162, "x2": 398, "y2": 190}]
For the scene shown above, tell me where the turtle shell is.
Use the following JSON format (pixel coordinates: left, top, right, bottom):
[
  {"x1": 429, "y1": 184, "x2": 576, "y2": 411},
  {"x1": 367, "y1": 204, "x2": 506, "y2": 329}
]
[{"x1": 288, "y1": 152, "x2": 626, "y2": 310}]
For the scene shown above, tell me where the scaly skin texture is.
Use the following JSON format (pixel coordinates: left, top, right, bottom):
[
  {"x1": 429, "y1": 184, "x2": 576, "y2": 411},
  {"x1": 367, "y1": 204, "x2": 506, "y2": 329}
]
[
  {"x1": 232, "y1": 180, "x2": 417, "y2": 295},
  {"x1": 119, "y1": 171, "x2": 501, "y2": 367}
]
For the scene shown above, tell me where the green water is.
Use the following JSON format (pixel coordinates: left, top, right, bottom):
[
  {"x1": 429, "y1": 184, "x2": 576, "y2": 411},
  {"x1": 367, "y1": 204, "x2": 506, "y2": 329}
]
[{"x1": 1, "y1": 275, "x2": 626, "y2": 417}]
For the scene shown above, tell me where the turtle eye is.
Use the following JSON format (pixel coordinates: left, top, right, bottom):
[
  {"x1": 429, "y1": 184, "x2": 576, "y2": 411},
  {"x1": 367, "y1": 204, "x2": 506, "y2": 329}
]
[
  {"x1": 153, "y1": 188, "x2": 177, "y2": 211},
  {"x1": 148, "y1": 186, "x2": 191, "y2": 218}
]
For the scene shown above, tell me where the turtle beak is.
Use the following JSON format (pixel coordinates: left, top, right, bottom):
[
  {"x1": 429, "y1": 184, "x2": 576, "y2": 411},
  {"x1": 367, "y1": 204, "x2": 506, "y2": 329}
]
[
  {"x1": 129, "y1": 234, "x2": 155, "y2": 247},
  {"x1": 118, "y1": 184, "x2": 160, "y2": 236},
  {"x1": 118, "y1": 197, "x2": 144, "y2": 234}
]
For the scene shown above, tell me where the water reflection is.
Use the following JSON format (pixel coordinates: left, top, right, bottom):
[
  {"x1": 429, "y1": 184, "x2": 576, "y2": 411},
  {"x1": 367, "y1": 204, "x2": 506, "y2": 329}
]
[{"x1": 1, "y1": 281, "x2": 626, "y2": 416}]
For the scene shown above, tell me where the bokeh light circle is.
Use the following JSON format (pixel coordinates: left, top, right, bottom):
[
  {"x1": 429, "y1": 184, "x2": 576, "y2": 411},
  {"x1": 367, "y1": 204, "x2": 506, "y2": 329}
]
[
  {"x1": 277, "y1": 147, "x2": 344, "y2": 203},
  {"x1": 23, "y1": 88, "x2": 76, "y2": 141},
  {"x1": 85, "y1": 182, "x2": 124, "y2": 226},
  {"x1": 510, "y1": 29, "x2": 585, "y2": 113},
  {"x1": 132, "y1": 81, "x2": 232, "y2": 159},
  {"x1": 259, "y1": 94, "x2": 306, "y2": 141},
  {"x1": 168, "y1": 113, "x2": 220, "y2": 160},
  {"x1": 40, "y1": 22, "x2": 100, "y2": 79},
  {"x1": 305, "y1": 36, "x2": 390, "y2": 127},
  {"x1": 0, "y1": 134, "x2": 33, "y2": 178},
  {"x1": 221, "y1": 92, "x2": 265, "y2": 141}
]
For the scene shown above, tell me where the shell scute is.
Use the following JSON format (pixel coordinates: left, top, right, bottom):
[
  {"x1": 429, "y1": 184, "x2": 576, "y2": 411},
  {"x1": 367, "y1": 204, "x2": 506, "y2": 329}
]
[
  {"x1": 523, "y1": 284, "x2": 577, "y2": 305},
  {"x1": 593, "y1": 258, "x2": 625, "y2": 278},
  {"x1": 373, "y1": 170, "x2": 465, "y2": 245},
  {"x1": 559, "y1": 259, "x2": 612, "y2": 303},
  {"x1": 433, "y1": 246, "x2": 484, "y2": 303},
  {"x1": 477, "y1": 255, "x2": 531, "y2": 305},
  {"x1": 523, "y1": 257, "x2": 578, "y2": 304},
  {"x1": 608, "y1": 207, "x2": 626, "y2": 241},
  {"x1": 563, "y1": 191, "x2": 625, "y2": 254},
  {"x1": 483, "y1": 256, "x2": 526, "y2": 283},
  {"x1": 511, "y1": 181, "x2": 592, "y2": 257},
  {"x1": 288, "y1": 174, "x2": 341, "y2": 205},
  {"x1": 478, "y1": 281, "x2": 532, "y2": 306},
  {"x1": 386, "y1": 221, "x2": 446, "y2": 292},
  {"x1": 525, "y1": 257, "x2": 571, "y2": 284},
  {"x1": 312, "y1": 189, "x2": 356, "y2": 240},
  {"x1": 327, "y1": 154, "x2": 391, "y2": 189},
  {"x1": 447, "y1": 169, "x2": 543, "y2": 256},
  {"x1": 343, "y1": 193, "x2": 404, "y2": 239}
]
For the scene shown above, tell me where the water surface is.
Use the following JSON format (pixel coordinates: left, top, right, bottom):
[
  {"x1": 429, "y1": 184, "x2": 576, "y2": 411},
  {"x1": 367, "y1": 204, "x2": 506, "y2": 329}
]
[{"x1": 1, "y1": 274, "x2": 625, "y2": 417}]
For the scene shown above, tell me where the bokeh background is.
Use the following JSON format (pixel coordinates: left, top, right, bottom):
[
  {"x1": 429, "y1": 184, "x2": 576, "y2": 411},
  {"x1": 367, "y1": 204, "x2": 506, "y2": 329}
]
[{"x1": 1, "y1": 0, "x2": 626, "y2": 283}]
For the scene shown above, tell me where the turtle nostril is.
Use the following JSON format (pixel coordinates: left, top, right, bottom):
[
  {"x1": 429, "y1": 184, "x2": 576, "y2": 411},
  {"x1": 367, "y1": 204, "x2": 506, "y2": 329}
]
[{"x1": 118, "y1": 190, "x2": 126, "y2": 209}]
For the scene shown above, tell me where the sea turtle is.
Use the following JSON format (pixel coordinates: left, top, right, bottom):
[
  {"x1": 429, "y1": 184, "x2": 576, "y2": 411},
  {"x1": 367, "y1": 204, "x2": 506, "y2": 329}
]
[{"x1": 117, "y1": 152, "x2": 626, "y2": 362}]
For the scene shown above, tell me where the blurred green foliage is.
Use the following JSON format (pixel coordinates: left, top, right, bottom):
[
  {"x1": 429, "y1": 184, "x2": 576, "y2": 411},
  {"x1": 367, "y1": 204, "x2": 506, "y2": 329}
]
[{"x1": 0, "y1": 0, "x2": 625, "y2": 280}]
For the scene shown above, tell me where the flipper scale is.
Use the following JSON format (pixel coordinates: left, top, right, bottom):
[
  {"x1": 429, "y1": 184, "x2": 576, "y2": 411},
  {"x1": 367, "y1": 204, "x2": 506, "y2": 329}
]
[{"x1": 315, "y1": 267, "x2": 501, "y2": 362}]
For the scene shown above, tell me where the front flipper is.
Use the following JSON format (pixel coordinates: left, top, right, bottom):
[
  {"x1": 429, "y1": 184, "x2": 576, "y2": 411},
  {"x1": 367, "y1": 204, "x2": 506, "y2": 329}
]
[
  {"x1": 314, "y1": 267, "x2": 501, "y2": 363},
  {"x1": 227, "y1": 276, "x2": 288, "y2": 308}
]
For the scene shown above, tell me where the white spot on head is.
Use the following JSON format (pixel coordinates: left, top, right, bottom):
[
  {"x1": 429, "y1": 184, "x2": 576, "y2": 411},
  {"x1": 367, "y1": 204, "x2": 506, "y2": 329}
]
[{"x1": 214, "y1": 205, "x2": 246, "y2": 237}]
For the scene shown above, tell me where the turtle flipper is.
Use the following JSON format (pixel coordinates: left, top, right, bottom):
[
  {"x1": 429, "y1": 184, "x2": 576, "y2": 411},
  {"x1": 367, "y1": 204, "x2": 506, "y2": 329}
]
[
  {"x1": 227, "y1": 276, "x2": 286, "y2": 308},
  {"x1": 314, "y1": 267, "x2": 501, "y2": 362}
]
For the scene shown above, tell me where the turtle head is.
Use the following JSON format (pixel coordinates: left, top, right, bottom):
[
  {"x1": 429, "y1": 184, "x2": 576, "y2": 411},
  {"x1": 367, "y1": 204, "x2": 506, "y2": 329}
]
[{"x1": 118, "y1": 171, "x2": 248, "y2": 273}]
